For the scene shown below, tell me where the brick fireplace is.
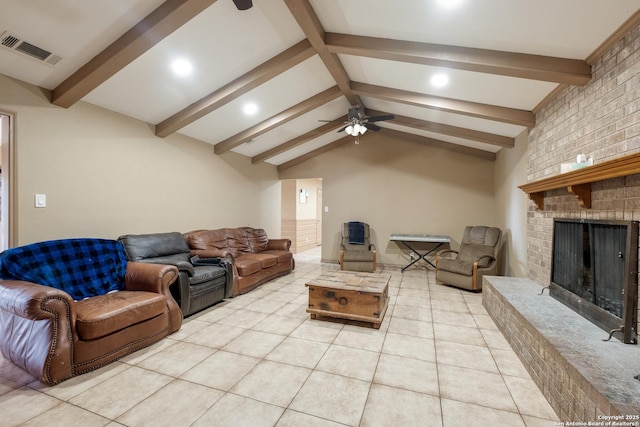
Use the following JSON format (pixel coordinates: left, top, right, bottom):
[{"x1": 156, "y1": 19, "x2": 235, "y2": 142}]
[{"x1": 485, "y1": 19, "x2": 640, "y2": 422}]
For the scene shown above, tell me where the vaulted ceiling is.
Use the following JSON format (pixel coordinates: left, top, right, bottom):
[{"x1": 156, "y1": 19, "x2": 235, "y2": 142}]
[{"x1": 2, "y1": 0, "x2": 640, "y2": 170}]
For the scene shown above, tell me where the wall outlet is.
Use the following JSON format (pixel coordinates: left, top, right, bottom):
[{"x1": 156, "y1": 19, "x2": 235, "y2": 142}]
[{"x1": 409, "y1": 252, "x2": 415, "y2": 260}]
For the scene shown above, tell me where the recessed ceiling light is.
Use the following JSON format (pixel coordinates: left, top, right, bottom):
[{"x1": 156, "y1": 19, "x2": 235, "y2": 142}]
[
  {"x1": 437, "y1": 0, "x2": 463, "y2": 9},
  {"x1": 243, "y1": 103, "x2": 258, "y2": 115},
  {"x1": 171, "y1": 59, "x2": 192, "y2": 77},
  {"x1": 430, "y1": 73, "x2": 449, "y2": 87}
]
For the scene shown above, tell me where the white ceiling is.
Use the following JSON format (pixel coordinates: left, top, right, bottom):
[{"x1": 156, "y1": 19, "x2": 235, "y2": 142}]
[{"x1": 1, "y1": 0, "x2": 639, "y2": 169}]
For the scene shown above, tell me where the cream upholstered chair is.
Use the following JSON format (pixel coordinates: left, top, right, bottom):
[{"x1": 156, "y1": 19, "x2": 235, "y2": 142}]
[
  {"x1": 339, "y1": 222, "x2": 376, "y2": 272},
  {"x1": 435, "y1": 226, "x2": 502, "y2": 291}
]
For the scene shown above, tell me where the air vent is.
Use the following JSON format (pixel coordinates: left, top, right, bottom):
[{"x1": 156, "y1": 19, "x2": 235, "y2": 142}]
[{"x1": 0, "y1": 31, "x2": 62, "y2": 66}]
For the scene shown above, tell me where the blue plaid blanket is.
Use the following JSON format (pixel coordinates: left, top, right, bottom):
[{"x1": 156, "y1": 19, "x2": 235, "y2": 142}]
[{"x1": 0, "y1": 238, "x2": 128, "y2": 300}]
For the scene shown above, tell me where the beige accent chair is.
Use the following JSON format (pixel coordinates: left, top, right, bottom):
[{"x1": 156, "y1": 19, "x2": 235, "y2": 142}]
[
  {"x1": 339, "y1": 222, "x2": 376, "y2": 272},
  {"x1": 435, "y1": 226, "x2": 502, "y2": 291}
]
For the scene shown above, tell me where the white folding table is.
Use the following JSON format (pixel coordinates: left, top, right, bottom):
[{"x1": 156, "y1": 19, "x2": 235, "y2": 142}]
[{"x1": 390, "y1": 234, "x2": 451, "y2": 272}]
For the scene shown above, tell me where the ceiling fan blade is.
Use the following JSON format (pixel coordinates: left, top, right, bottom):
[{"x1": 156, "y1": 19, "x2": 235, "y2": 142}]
[
  {"x1": 337, "y1": 125, "x2": 348, "y2": 132},
  {"x1": 365, "y1": 123, "x2": 381, "y2": 131},
  {"x1": 366, "y1": 114, "x2": 395, "y2": 123},
  {"x1": 232, "y1": 0, "x2": 253, "y2": 10}
]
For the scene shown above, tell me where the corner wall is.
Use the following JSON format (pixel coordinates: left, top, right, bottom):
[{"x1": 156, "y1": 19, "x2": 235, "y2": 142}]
[
  {"x1": 0, "y1": 75, "x2": 281, "y2": 245},
  {"x1": 495, "y1": 130, "x2": 529, "y2": 277}
]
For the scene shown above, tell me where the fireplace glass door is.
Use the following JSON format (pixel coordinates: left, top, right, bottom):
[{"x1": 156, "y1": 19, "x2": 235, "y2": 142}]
[{"x1": 550, "y1": 219, "x2": 638, "y2": 343}]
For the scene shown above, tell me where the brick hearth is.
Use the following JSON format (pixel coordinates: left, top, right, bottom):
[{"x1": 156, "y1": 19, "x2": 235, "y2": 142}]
[{"x1": 483, "y1": 276, "x2": 640, "y2": 421}]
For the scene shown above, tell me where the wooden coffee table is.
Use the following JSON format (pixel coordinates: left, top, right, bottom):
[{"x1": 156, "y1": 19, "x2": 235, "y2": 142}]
[{"x1": 305, "y1": 271, "x2": 391, "y2": 329}]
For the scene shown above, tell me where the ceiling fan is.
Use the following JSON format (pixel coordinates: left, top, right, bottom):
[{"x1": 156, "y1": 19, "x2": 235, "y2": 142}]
[{"x1": 323, "y1": 106, "x2": 395, "y2": 139}]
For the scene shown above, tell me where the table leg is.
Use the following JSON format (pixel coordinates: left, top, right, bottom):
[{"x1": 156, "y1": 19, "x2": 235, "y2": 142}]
[{"x1": 399, "y1": 241, "x2": 445, "y2": 271}]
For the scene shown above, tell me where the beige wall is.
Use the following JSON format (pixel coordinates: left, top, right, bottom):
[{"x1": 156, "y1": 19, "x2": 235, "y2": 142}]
[
  {"x1": 494, "y1": 129, "x2": 529, "y2": 277},
  {"x1": 0, "y1": 75, "x2": 281, "y2": 245},
  {"x1": 280, "y1": 132, "x2": 497, "y2": 266}
]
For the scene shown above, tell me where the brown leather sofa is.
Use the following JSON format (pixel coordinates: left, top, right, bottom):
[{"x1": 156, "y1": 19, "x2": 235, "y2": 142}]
[
  {"x1": 0, "y1": 238, "x2": 182, "y2": 385},
  {"x1": 184, "y1": 227, "x2": 294, "y2": 297}
]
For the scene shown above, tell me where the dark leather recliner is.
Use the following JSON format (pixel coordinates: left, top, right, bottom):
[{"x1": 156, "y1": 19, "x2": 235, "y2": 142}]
[{"x1": 118, "y1": 232, "x2": 232, "y2": 317}]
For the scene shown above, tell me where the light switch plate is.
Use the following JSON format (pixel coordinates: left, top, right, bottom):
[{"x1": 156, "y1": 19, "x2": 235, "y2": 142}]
[{"x1": 35, "y1": 194, "x2": 46, "y2": 208}]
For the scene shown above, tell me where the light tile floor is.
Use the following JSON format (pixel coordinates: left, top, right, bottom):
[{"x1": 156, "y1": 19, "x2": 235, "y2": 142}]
[{"x1": 0, "y1": 247, "x2": 560, "y2": 426}]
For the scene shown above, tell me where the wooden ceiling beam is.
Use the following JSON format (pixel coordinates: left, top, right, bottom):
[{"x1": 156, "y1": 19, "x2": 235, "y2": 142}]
[
  {"x1": 378, "y1": 128, "x2": 497, "y2": 161},
  {"x1": 156, "y1": 40, "x2": 315, "y2": 137},
  {"x1": 326, "y1": 33, "x2": 591, "y2": 86},
  {"x1": 52, "y1": 0, "x2": 218, "y2": 108},
  {"x1": 366, "y1": 109, "x2": 514, "y2": 148},
  {"x1": 252, "y1": 118, "x2": 344, "y2": 164},
  {"x1": 352, "y1": 82, "x2": 535, "y2": 127},
  {"x1": 214, "y1": 86, "x2": 342, "y2": 154},
  {"x1": 277, "y1": 136, "x2": 353, "y2": 171},
  {"x1": 283, "y1": 0, "x2": 360, "y2": 106}
]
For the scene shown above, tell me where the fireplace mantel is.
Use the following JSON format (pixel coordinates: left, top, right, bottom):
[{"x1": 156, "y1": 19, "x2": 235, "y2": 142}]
[{"x1": 519, "y1": 152, "x2": 640, "y2": 209}]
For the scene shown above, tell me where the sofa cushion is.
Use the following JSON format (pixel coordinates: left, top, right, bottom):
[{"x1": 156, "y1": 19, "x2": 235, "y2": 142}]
[
  {"x1": 185, "y1": 229, "x2": 227, "y2": 252},
  {"x1": 74, "y1": 291, "x2": 167, "y2": 340},
  {"x1": 234, "y1": 256, "x2": 262, "y2": 276},
  {"x1": 119, "y1": 232, "x2": 191, "y2": 261},
  {"x1": 247, "y1": 253, "x2": 278, "y2": 269},
  {"x1": 261, "y1": 250, "x2": 293, "y2": 264},
  {"x1": 246, "y1": 228, "x2": 269, "y2": 253},
  {"x1": 458, "y1": 245, "x2": 495, "y2": 264},
  {"x1": 0, "y1": 238, "x2": 127, "y2": 301},
  {"x1": 225, "y1": 228, "x2": 251, "y2": 256},
  {"x1": 437, "y1": 258, "x2": 473, "y2": 276},
  {"x1": 190, "y1": 265, "x2": 227, "y2": 285}
]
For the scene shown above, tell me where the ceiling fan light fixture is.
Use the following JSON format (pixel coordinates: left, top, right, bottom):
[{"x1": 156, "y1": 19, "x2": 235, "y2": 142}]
[
  {"x1": 353, "y1": 123, "x2": 361, "y2": 134},
  {"x1": 345, "y1": 125, "x2": 354, "y2": 135},
  {"x1": 360, "y1": 126, "x2": 367, "y2": 135}
]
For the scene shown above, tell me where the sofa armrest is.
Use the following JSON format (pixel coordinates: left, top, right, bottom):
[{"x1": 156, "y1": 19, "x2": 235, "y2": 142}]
[
  {"x1": 0, "y1": 279, "x2": 76, "y2": 385},
  {"x1": 268, "y1": 239, "x2": 291, "y2": 251},
  {"x1": 190, "y1": 248, "x2": 232, "y2": 259},
  {"x1": 124, "y1": 262, "x2": 179, "y2": 294},
  {"x1": 0, "y1": 279, "x2": 74, "y2": 320},
  {"x1": 124, "y1": 262, "x2": 182, "y2": 333}
]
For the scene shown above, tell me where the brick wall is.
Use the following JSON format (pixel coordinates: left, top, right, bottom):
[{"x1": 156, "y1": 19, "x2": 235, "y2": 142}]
[
  {"x1": 527, "y1": 23, "x2": 640, "y2": 336},
  {"x1": 527, "y1": 22, "x2": 640, "y2": 282}
]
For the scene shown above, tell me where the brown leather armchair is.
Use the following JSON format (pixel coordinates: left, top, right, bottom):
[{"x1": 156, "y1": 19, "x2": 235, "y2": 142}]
[
  {"x1": 0, "y1": 238, "x2": 182, "y2": 385},
  {"x1": 435, "y1": 226, "x2": 502, "y2": 291},
  {"x1": 339, "y1": 222, "x2": 376, "y2": 272}
]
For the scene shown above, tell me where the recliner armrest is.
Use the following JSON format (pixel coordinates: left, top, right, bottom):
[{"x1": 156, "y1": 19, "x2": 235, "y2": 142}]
[
  {"x1": 436, "y1": 249, "x2": 458, "y2": 258},
  {"x1": 140, "y1": 257, "x2": 195, "y2": 276},
  {"x1": 474, "y1": 255, "x2": 496, "y2": 269}
]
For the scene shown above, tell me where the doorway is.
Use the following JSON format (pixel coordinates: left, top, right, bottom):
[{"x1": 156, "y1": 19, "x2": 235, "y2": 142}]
[
  {"x1": 0, "y1": 113, "x2": 13, "y2": 250},
  {"x1": 280, "y1": 178, "x2": 322, "y2": 255}
]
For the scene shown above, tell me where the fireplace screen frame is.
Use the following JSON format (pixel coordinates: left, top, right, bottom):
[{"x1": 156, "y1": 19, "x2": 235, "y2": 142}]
[{"x1": 550, "y1": 218, "x2": 639, "y2": 344}]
